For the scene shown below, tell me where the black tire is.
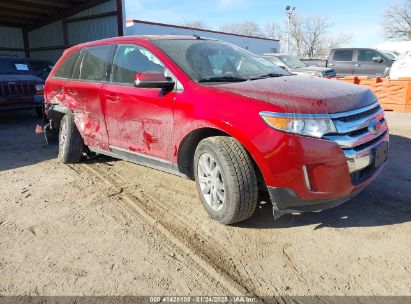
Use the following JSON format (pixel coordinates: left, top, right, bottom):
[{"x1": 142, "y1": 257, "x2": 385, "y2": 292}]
[
  {"x1": 35, "y1": 106, "x2": 43, "y2": 119},
  {"x1": 194, "y1": 136, "x2": 258, "y2": 225},
  {"x1": 58, "y1": 114, "x2": 84, "y2": 164}
]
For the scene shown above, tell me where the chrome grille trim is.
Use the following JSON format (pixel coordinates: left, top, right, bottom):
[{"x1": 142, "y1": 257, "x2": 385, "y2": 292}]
[
  {"x1": 324, "y1": 119, "x2": 388, "y2": 148},
  {"x1": 329, "y1": 102, "x2": 380, "y2": 119},
  {"x1": 332, "y1": 107, "x2": 384, "y2": 134},
  {"x1": 343, "y1": 132, "x2": 389, "y2": 173},
  {"x1": 323, "y1": 102, "x2": 388, "y2": 176}
]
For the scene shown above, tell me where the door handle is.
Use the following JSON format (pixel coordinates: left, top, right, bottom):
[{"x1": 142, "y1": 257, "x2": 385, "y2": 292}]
[
  {"x1": 328, "y1": 63, "x2": 334, "y2": 67},
  {"x1": 105, "y1": 94, "x2": 120, "y2": 102},
  {"x1": 356, "y1": 63, "x2": 361, "y2": 67},
  {"x1": 66, "y1": 88, "x2": 74, "y2": 93}
]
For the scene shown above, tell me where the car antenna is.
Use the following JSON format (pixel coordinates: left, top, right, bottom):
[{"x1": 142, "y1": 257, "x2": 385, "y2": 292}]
[{"x1": 183, "y1": 18, "x2": 201, "y2": 40}]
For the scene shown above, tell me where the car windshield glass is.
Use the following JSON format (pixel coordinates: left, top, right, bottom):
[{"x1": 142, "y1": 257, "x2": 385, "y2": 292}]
[
  {"x1": 383, "y1": 52, "x2": 396, "y2": 60},
  {"x1": 152, "y1": 39, "x2": 289, "y2": 83},
  {"x1": 29, "y1": 60, "x2": 54, "y2": 73},
  {"x1": 277, "y1": 55, "x2": 307, "y2": 69},
  {"x1": 0, "y1": 58, "x2": 32, "y2": 75}
]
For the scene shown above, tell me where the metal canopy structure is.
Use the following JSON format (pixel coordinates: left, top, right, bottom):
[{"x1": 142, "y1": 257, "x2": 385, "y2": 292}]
[
  {"x1": 0, "y1": 0, "x2": 116, "y2": 29},
  {"x1": 0, "y1": 0, "x2": 124, "y2": 60}
]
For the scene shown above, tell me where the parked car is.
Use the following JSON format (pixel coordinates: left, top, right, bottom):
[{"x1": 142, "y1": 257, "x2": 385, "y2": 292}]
[
  {"x1": 0, "y1": 56, "x2": 45, "y2": 117},
  {"x1": 262, "y1": 53, "x2": 336, "y2": 78},
  {"x1": 390, "y1": 50, "x2": 411, "y2": 79},
  {"x1": 44, "y1": 36, "x2": 388, "y2": 224},
  {"x1": 27, "y1": 58, "x2": 54, "y2": 80},
  {"x1": 301, "y1": 48, "x2": 395, "y2": 77}
]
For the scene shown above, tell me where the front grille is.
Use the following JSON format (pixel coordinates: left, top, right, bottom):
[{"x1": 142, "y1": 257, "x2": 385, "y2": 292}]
[
  {"x1": 323, "y1": 102, "x2": 388, "y2": 185},
  {"x1": 0, "y1": 83, "x2": 35, "y2": 97},
  {"x1": 348, "y1": 131, "x2": 387, "y2": 152},
  {"x1": 335, "y1": 105, "x2": 381, "y2": 123}
]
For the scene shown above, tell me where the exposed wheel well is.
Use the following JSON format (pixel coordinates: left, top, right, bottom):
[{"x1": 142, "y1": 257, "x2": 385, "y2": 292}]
[
  {"x1": 177, "y1": 128, "x2": 267, "y2": 193},
  {"x1": 178, "y1": 128, "x2": 227, "y2": 179}
]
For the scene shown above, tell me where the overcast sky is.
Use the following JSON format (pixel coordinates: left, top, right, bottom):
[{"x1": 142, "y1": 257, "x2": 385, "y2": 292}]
[{"x1": 125, "y1": 0, "x2": 395, "y2": 48}]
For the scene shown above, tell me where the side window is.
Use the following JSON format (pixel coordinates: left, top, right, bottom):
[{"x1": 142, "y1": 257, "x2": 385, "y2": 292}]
[
  {"x1": 54, "y1": 50, "x2": 80, "y2": 78},
  {"x1": 79, "y1": 46, "x2": 111, "y2": 81},
  {"x1": 358, "y1": 50, "x2": 380, "y2": 62},
  {"x1": 111, "y1": 44, "x2": 165, "y2": 85},
  {"x1": 332, "y1": 50, "x2": 354, "y2": 62}
]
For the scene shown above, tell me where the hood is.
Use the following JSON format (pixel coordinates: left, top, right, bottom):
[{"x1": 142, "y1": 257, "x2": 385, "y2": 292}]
[
  {"x1": 0, "y1": 74, "x2": 44, "y2": 83},
  {"x1": 213, "y1": 75, "x2": 376, "y2": 114}
]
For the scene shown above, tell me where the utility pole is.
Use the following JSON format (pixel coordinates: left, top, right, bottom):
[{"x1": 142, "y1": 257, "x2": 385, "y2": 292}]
[{"x1": 286, "y1": 5, "x2": 295, "y2": 54}]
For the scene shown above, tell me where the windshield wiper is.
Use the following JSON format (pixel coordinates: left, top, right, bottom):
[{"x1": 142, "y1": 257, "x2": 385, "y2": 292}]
[
  {"x1": 250, "y1": 73, "x2": 284, "y2": 80},
  {"x1": 198, "y1": 76, "x2": 248, "y2": 83}
]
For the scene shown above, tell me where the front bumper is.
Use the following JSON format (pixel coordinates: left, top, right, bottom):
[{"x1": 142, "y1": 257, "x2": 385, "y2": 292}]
[
  {"x1": 256, "y1": 102, "x2": 388, "y2": 216},
  {"x1": 267, "y1": 163, "x2": 385, "y2": 216},
  {"x1": 0, "y1": 95, "x2": 43, "y2": 111}
]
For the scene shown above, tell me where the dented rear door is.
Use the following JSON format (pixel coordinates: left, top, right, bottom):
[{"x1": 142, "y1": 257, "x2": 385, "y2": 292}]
[{"x1": 67, "y1": 45, "x2": 111, "y2": 149}]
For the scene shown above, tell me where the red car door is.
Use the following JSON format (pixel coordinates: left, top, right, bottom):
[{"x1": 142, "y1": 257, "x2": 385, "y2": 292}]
[
  {"x1": 101, "y1": 44, "x2": 177, "y2": 162},
  {"x1": 66, "y1": 45, "x2": 111, "y2": 149}
]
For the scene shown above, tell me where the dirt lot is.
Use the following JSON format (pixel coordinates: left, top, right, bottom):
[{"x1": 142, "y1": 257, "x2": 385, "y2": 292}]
[{"x1": 0, "y1": 110, "x2": 410, "y2": 297}]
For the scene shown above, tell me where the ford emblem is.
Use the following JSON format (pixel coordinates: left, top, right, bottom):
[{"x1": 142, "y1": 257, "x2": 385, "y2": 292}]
[{"x1": 368, "y1": 119, "x2": 382, "y2": 135}]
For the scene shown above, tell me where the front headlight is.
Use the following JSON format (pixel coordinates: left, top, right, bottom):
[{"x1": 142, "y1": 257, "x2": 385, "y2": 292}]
[
  {"x1": 35, "y1": 84, "x2": 44, "y2": 92},
  {"x1": 260, "y1": 112, "x2": 337, "y2": 138}
]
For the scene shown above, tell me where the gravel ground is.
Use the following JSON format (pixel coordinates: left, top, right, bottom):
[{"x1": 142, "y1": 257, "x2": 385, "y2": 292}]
[{"x1": 0, "y1": 110, "x2": 410, "y2": 297}]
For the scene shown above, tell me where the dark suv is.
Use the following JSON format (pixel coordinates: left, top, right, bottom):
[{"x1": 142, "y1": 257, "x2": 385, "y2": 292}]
[{"x1": 0, "y1": 56, "x2": 45, "y2": 117}]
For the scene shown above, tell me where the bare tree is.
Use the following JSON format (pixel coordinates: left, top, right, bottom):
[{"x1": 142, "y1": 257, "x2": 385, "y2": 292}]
[
  {"x1": 184, "y1": 20, "x2": 208, "y2": 30},
  {"x1": 220, "y1": 21, "x2": 263, "y2": 37},
  {"x1": 302, "y1": 16, "x2": 330, "y2": 58},
  {"x1": 287, "y1": 14, "x2": 352, "y2": 58},
  {"x1": 383, "y1": 1, "x2": 411, "y2": 40},
  {"x1": 263, "y1": 21, "x2": 282, "y2": 40},
  {"x1": 288, "y1": 13, "x2": 305, "y2": 57}
]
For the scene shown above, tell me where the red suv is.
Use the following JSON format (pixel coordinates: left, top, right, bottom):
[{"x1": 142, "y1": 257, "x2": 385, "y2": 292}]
[{"x1": 44, "y1": 36, "x2": 388, "y2": 224}]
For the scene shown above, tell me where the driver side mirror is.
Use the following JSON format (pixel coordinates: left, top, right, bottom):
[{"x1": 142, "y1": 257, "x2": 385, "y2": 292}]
[
  {"x1": 372, "y1": 56, "x2": 384, "y2": 63},
  {"x1": 134, "y1": 72, "x2": 175, "y2": 91}
]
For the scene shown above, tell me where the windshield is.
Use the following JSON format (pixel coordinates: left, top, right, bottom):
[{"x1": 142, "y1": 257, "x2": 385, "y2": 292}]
[
  {"x1": 0, "y1": 58, "x2": 32, "y2": 75},
  {"x1": 276, "y1": 55, "x2": 307, "y2": 69},
  {"x1": 152, "y1": 39, "x2": 289, "y2": 83},
  {"x1": 29, "y1": 60, "x2": 54, "y2": 74},
  {"x1": 383, "y1": 52, "x2": 396, "y2": 60}
]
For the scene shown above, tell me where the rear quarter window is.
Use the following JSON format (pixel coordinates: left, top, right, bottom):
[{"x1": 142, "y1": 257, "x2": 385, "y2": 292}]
[
  {"x1": 79, "y1": 46, "x2": 111, "y2": 81},
  {"x1": 332, "y1": 50, "x2": 354, "y2": 62},
  {"x1": 54, "y1": 50, "x2": 80, "y2": 78}
]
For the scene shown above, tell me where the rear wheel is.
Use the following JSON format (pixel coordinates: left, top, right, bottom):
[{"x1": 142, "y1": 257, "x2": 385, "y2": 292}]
[
  {"x1": 194, "y1": 136, "x2": 258, "y2": 225},
  {"x1": 58, "y1": 114, "x2": 84, "y2": 164}
]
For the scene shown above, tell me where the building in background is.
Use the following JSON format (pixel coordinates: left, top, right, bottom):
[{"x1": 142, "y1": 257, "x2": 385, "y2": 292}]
[
  {"x1": 125, "y1": 20, "x2": 279, "y2": 55},
  {"x1": 0, "y1": 0, "x2": 279, "y2": 63}
]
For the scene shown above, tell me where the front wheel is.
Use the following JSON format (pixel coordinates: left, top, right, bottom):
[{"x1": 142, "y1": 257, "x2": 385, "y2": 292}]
[
  {"x1": 58, "y1": 114, "x2": 84, "y2": 164},
  {"x1": 194, "y1": 136, "x2": 258, "y2": 225}
]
